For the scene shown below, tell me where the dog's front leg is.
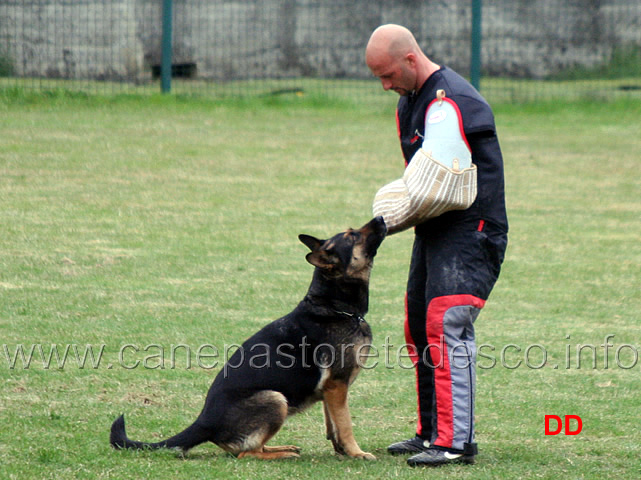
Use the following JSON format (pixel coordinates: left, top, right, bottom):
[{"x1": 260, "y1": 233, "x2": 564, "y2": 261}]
[
  {"x1": 322, "y1": 381, "x2": 376, "y2": 460},
  {"x1": 323, "y1": 401, "x2": 346, "y2": 456}
]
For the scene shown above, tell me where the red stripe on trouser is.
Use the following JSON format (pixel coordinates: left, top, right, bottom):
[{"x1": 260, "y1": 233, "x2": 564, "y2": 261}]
[
  {"x1": 426, "y1": 295, "x2": 485, "y2": 448},
  {"x1": 403, "y1": 292, "x2": 422, "y2": 435}
]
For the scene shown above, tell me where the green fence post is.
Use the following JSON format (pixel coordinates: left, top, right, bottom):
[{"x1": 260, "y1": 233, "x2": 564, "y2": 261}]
[
  {"x1": 470, "y1": 0, "x2": 482, "y2": 91},
  {"x1": 161, "y1": 0, "x2": 173, "y2": 93}
]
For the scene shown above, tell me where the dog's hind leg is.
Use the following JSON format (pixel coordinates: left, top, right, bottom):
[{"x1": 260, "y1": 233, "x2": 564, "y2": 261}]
[
  {"x1": 220, "y1": 390, "x2": 301, "y2": 460},
  {"x1": 322, "y1": 380, "x2": 376, "y2": 460},
  {"x1": 238, "y1": 445, "x2": 301, "y2": 460},
  {"x1": 262, "y1": 445, "x2": 302, "y2": 454}
]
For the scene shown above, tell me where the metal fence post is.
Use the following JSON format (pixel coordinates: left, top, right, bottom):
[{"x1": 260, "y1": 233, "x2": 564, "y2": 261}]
[
  {"x1": 161, "y1": 0, "x2": 173, "y2": 93},
  {"x1": 470, "y1": 0, "x2": 482, "y2": 91}
]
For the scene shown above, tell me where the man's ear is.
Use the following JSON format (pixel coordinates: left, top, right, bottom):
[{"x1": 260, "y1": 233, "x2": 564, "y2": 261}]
[
  {"x1": 299, "y1": 234, "x2": 323, "y2": 252},
  {"x1": 405, "y1": 52, "x2": 416, "y2": 67}
]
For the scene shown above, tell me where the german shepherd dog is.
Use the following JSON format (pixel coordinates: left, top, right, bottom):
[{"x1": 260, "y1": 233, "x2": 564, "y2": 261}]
[{"x1": 110, "y1": 216, "x2": 387, "y2": 460}]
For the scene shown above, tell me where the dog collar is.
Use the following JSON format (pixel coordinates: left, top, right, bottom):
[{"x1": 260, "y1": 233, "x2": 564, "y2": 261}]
[{"x1": 333, "y1": 310, "x2": 366, "y2": 323}]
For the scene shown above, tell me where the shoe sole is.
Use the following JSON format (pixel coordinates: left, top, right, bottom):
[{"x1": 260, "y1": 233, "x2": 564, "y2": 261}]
[{"x1": 407, "y1": 456, "x2": 475, "y2": 467}]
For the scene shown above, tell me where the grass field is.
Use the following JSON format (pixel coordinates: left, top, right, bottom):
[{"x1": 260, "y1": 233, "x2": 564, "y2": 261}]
[
  {"x1": 1, "y1": 91, "x2": 640, "y2": 479},
  {"x1": 3, "y1": 74, "x2": 641, "y2": 105}
]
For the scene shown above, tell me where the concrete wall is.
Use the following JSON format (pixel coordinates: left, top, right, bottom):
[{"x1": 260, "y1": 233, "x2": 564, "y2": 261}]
[
  {"x1": 0, "y1": 0, "x2": 145, "y2": 80},
  {"x1": 1, "y1": 0, "x2": 639, "y2": 81}
]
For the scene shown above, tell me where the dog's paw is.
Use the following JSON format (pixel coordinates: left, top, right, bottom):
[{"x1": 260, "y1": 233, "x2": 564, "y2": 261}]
[{"x1": 352, "y1": 451, "x2": 377, "y2": 461}]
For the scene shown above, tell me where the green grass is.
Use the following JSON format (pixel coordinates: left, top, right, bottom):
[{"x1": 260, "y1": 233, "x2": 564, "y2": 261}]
[
  {"x1": 1, "y1": 91, "x2": 640, "y2": 479},
  {"x1": 2, "y1": 74, "x2": 641, "y2": 106}
]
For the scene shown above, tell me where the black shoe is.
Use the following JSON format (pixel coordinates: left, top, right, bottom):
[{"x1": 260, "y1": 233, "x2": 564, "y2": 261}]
[
  {"x1": 407, "y1": 447, "x2": 475, "y2": 467},
  {"x1": 387, "y1": 436, "x2": 431, "y2": 456}
]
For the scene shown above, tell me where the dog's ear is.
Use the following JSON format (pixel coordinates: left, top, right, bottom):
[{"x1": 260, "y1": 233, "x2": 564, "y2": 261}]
[
  {"x1": 305, "y1": 250, "x2": 339, "y2": 270},
  {"x1": 299, "y1": 234, "x2": 323, "y2": 252},
  {"x1": 299, "y1": 234, "x2": 339, "y2": 270}
]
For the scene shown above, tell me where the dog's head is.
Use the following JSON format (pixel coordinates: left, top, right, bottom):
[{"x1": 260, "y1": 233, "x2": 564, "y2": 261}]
[{"x1": 299, "y1": 216, "x2": 387, "y2": 282}]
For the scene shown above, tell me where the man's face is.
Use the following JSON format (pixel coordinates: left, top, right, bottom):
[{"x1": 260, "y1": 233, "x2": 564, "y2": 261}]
[{"x1": 368, "y1": 55, "x2": 416, "y2": 96}]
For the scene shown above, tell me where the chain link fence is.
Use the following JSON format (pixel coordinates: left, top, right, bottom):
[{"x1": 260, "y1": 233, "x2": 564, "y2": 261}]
[{"x1": 1, "y1": 0, "x2": 640, "y2": 104}]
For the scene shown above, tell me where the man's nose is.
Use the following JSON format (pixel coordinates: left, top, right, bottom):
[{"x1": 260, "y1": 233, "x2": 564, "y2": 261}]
[{"x1": 381, "y1": 78, "x2": 392, "y2": 91}]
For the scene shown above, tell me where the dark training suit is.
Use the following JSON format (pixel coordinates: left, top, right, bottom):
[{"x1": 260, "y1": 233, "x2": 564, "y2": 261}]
[{"x1": 396, "y1": 66, "x2": 508, "y2": 453}]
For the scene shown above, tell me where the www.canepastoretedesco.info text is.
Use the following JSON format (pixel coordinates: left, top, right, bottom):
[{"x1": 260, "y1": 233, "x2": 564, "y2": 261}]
[{"x1": 2, "y1": 335, "x2": 639, "y2": 372}]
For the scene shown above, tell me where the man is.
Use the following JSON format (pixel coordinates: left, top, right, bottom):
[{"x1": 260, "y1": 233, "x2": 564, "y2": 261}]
[{"x1": 366, "y1": 24, "x2": 508, "y2": 467}]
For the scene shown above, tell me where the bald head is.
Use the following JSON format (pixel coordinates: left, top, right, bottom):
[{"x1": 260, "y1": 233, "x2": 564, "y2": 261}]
[
  {"x1": 365, "y1": 24, "x2": 439, "y2": 96},
  {"x1": 366, "y1": 24, "x2": 420, "y2": 66}
]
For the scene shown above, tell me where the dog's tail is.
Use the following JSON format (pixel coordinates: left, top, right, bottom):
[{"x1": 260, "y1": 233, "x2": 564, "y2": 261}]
[{"x1": 110, "y1": 414, "x2": 211, "y2": 452}]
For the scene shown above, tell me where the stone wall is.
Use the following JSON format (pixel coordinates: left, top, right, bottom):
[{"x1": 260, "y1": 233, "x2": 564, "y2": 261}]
[{"x1": 0, "y1": 0, "x2": 639, "y2": 82}]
